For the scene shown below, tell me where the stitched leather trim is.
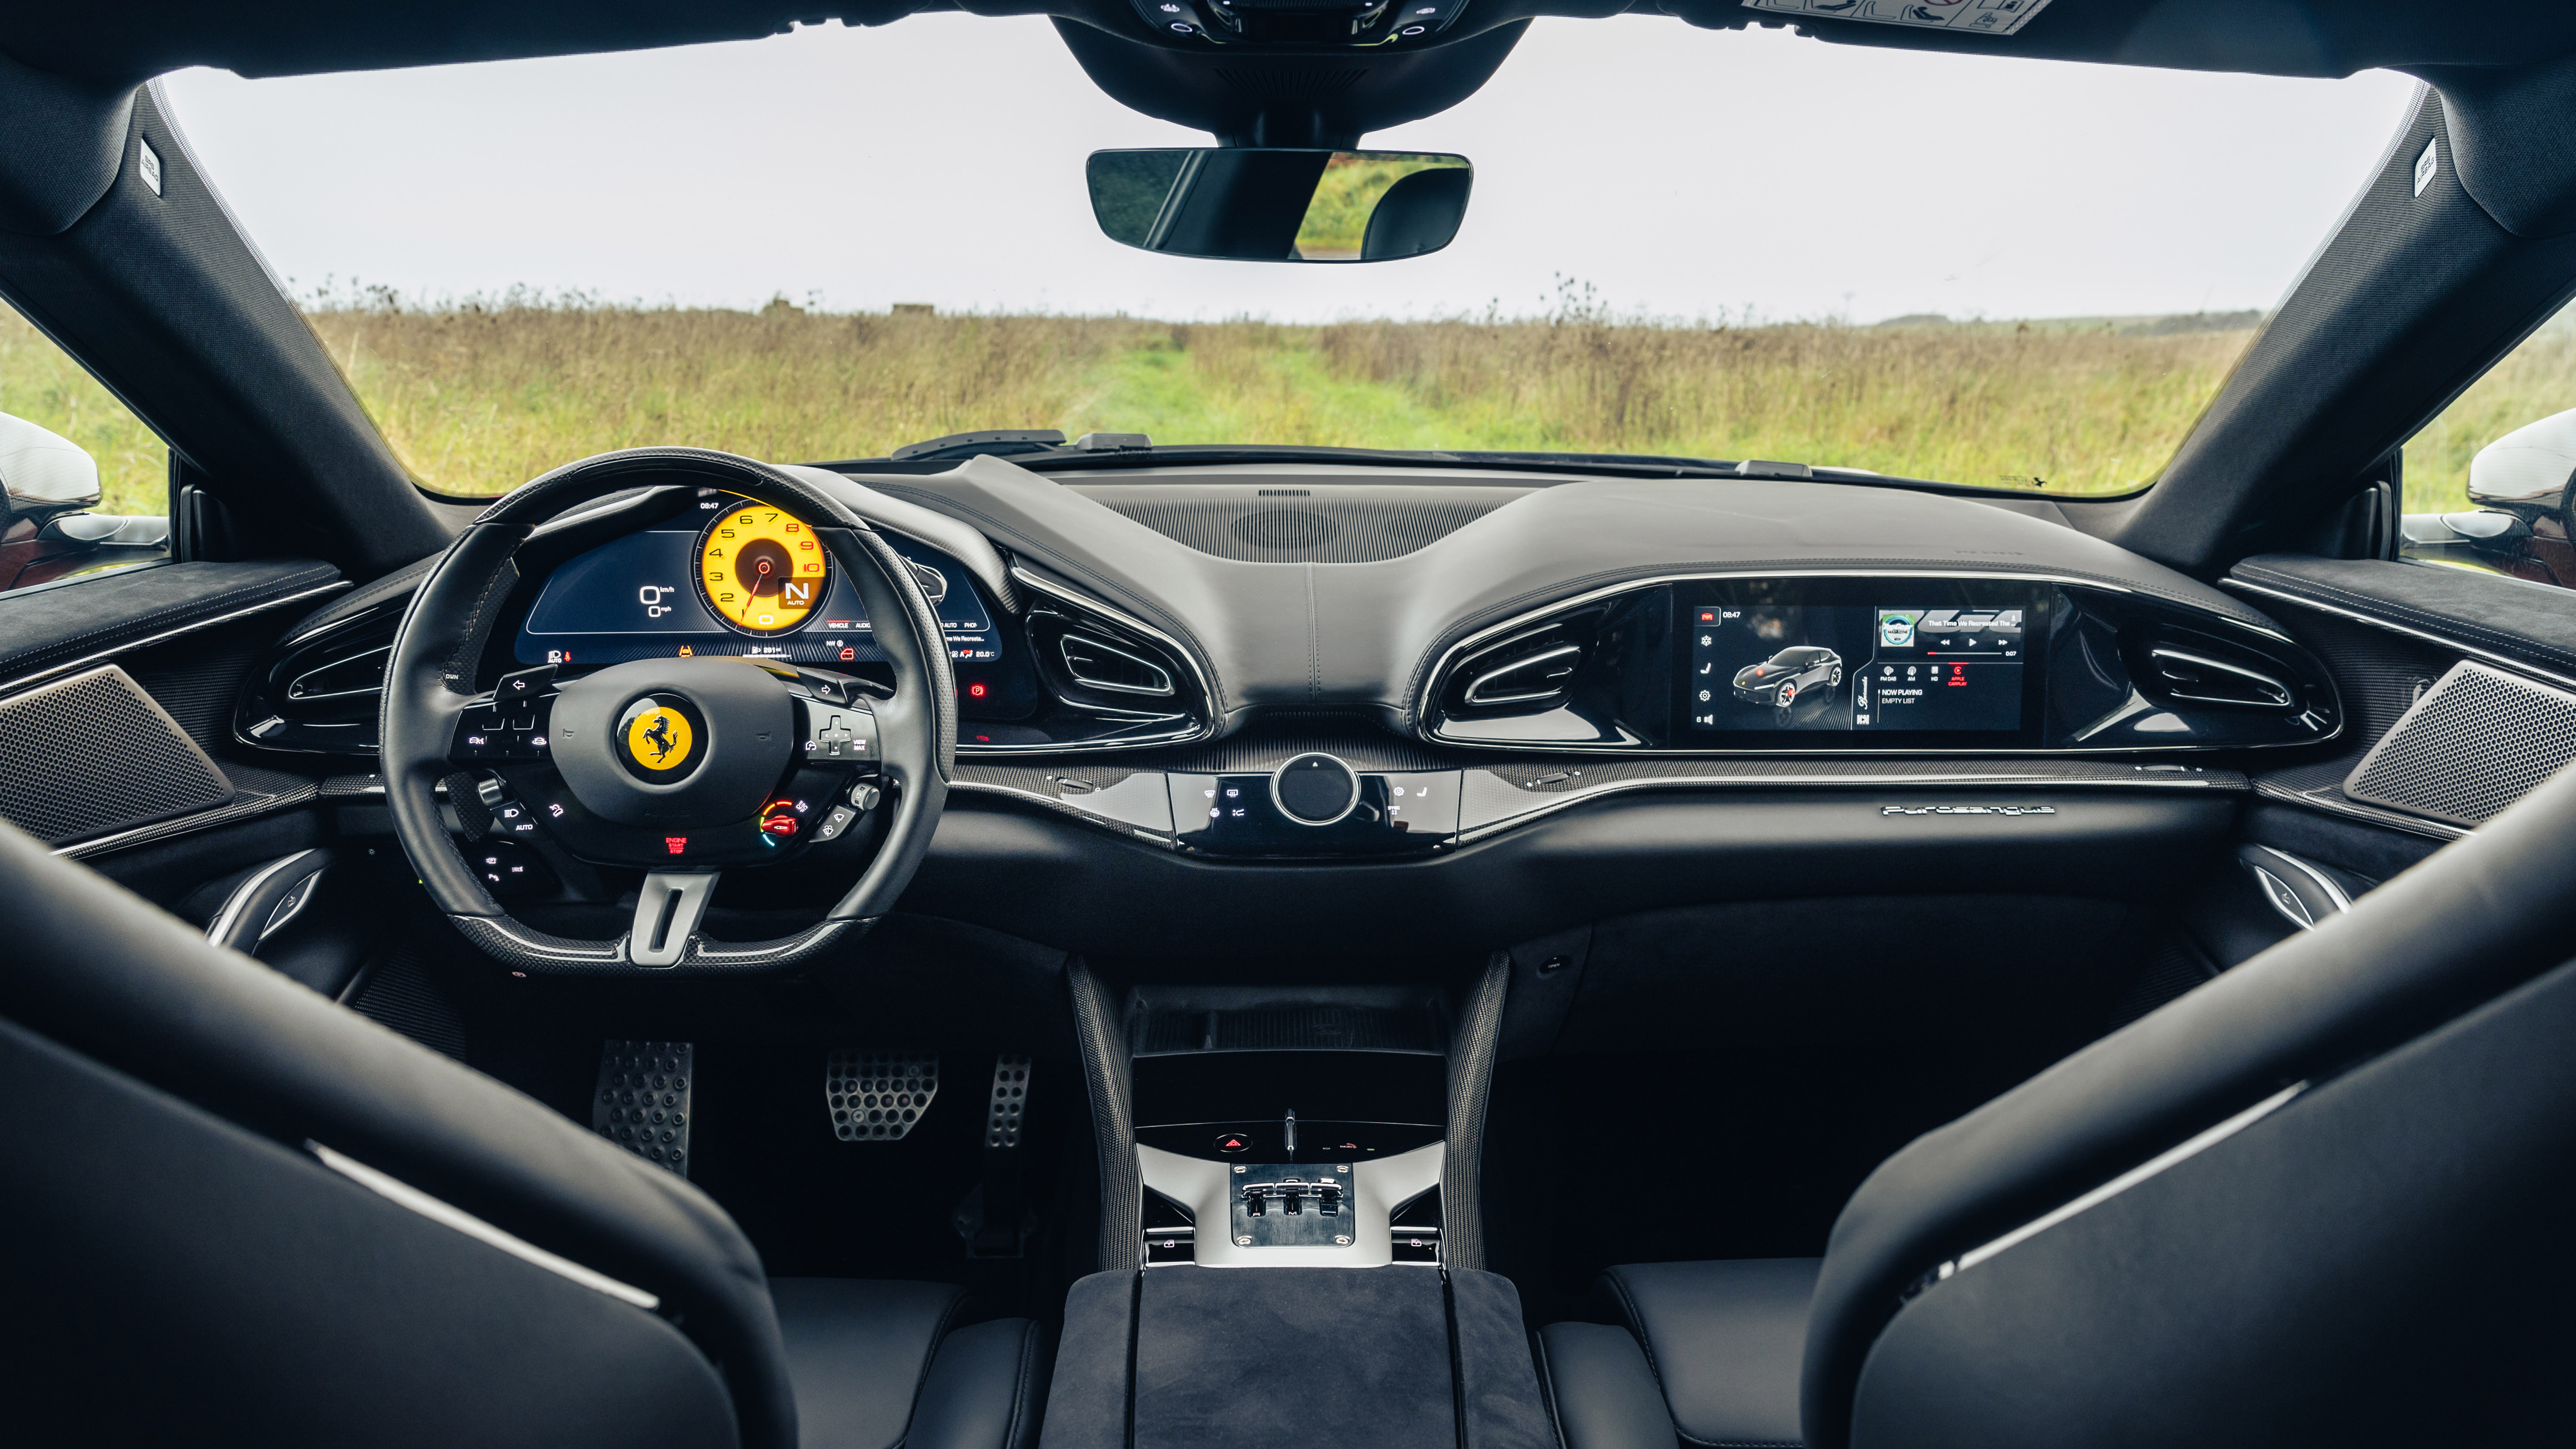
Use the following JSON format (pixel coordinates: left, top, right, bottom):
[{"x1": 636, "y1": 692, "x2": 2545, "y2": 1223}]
[{"x1": 1001, "y1": 1320, "x2": 1045, "y2": 1449}]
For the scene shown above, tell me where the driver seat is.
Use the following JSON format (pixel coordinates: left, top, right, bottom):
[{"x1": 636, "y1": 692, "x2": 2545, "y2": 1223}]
[{"x1": 0, "y1": 816, "x2": 1047, "y2": 1449}]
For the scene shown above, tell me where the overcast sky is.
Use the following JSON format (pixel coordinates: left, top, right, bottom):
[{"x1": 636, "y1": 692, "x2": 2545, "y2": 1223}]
[{"x1": 159, "y1": 15, "x2": 2420, "y2": 325}]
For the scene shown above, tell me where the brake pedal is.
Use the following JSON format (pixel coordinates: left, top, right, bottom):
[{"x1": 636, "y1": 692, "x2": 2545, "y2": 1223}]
[
  {"x1": 595, "y1": 1039, "x2": 693, "y2": 1177},
  {"x1": 827, "y1": 1049, "x2": 939, "y2": 1141}
]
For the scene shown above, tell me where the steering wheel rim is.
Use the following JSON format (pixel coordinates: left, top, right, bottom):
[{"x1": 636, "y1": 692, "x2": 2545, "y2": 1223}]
[{"x1": 380, "y1": 447, "x2": 956, "y2": 975}]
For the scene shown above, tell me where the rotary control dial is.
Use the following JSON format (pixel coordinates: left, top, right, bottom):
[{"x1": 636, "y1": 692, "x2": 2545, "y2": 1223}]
[
  {"x1": 695, "y1": 501, "x2": 830, "y2": 635},
  {"x1": 1270, "y1": 752, "x2": 1360, "y2": 825}
]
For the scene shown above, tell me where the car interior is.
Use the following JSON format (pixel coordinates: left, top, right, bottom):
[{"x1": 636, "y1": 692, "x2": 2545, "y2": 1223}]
[{"x1": 9, "y1": 2, "x2": 2576, "y2": 1446}]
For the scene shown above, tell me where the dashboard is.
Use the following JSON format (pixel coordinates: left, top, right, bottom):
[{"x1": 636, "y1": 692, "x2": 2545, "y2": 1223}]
[{"x1": 235, "y1": 461, "x2": 2340, "y2": 864}]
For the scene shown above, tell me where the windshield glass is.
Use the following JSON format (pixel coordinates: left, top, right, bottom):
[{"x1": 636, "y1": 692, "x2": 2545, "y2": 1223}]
[{"x1": 164, "y1": 18, "x2": 2415, "y2": 498}]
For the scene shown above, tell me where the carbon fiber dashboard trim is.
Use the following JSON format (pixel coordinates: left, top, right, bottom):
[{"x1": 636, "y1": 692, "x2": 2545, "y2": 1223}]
[{"x1": 950, "y1": 753, "x2": 2246, "y2": 850}]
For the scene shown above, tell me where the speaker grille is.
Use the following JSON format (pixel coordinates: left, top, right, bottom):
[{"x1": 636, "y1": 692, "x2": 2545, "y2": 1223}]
[
  {"x1": 1098, "y1": 495, "x2": 1504, "y2": 562},
  {"x1": 0, "y1": 665, "x2": 234, "y2": 845},
  {"x1": 2343, "y1": 662, "x2": 2576, "y2": 827}
]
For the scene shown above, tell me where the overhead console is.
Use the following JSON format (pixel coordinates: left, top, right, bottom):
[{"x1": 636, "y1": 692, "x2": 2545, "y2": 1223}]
[{"x1": 1424, "y1": 574, "x2": 2340, "y2": 753}]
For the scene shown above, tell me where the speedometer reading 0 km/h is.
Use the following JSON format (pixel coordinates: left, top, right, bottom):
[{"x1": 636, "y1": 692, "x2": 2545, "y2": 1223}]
[{"x1": 696, "y1": 503, "x2": 830, "y2": 635}]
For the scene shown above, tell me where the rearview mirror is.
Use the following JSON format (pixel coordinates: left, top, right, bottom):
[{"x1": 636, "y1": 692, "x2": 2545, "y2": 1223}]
[{"x1": 1087, "y1": 149, "x2": 1472, "y2": 263}]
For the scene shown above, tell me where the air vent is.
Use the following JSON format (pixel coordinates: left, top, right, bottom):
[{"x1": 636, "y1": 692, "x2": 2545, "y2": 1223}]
[
  {"x1": 1446, "y1": 614, "x2": 1604, "y2": 715},
  {"x1": 2145, "y1": 646, "x2": 2292, "y2": 709},
  {"x1": 286, "y1": 644, "x2": 389, "y2": 702},
  {"x1": 237, "y1": 603, "x2": 404, "y2": 755},
  {"x1": 1061, "y1": 634, "x2": 1176, "y2": 696},
  {"x1": 1464, "y1": 644, "x2": 1583, "y2": 705}
]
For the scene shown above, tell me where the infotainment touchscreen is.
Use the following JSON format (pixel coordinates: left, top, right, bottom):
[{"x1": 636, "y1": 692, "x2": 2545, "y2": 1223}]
[{"x1": 1675, "y1": 580, "x2": 2047, "y2": 744}]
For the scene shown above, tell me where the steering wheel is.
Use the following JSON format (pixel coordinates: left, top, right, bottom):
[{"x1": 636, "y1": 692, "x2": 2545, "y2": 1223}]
[{"x1": 380, "y1": 448, "x2": 955, "y2": 974}]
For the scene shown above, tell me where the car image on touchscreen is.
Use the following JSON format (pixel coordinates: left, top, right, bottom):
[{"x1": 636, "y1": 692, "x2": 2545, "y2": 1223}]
[{"x1": 1687, "y1": 602, "x2": 2025, "y2": 732}]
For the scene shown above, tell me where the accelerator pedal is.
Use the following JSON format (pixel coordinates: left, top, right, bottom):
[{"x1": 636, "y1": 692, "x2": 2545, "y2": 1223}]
[
  {"x1": 957, "y1": 1054, "x2": 1035, "y2": 1255},
  {"x1": 985, "y1": 1054, "x2": 1032, "y2": 1148},
  {"x1": 827, "y1": 1049, "x2": 939, "y2": 1142},
  {"x1": 594, "y1": 1039, "x2": 693, "y2": 1177}
]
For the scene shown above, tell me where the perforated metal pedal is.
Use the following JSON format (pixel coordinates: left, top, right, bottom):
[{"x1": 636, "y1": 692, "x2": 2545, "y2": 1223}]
[
  {"x1": 985, "y1": 1055, "x2": 1032, "y2": 1148},
  {"x1": 595, "y1": 1040, "x2": 692, "y2": 1177},
  {"x1": 827, "y1": 1049, "x2": 939, "y2": 1141}
]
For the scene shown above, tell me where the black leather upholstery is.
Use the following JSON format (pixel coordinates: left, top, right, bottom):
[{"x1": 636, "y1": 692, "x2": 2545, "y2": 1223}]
[
  {"x1": 0, "y1": 814, "x2": 1041, "y2": 1448},
  {"x1": 1567, "y1": 1261, "x2": 1816, "y2": 1449},
  {"x1": 1540, "y1": 759, "x2": 2576, "y2": 1449},
  {"x1": 1537, "y1": 1323, "x2": 1675, "y2": 1449},
  {"x1": 770, "y1": 1279, "x2": 1049, "y2": 1449}
]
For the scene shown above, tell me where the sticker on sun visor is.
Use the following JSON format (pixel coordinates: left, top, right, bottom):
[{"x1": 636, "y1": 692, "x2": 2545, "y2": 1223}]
[{"x1": 1740, "y1": 0, "x2": 2053, "y2": 36}]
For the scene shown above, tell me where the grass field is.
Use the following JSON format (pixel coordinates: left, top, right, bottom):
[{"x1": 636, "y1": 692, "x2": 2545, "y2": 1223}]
[
  {"x1": 301, "y1": 296, "x2": 2266, "y2": 499},
  {"x1": 0, "y1": 307, "x2": 168, "y2": 516},
  {"x1": 2402, "y1": 322, "x2": 2576, "y2": 515},
  {"x1": 12, "y1": 292, "x2": 2574, "y2": 518}
]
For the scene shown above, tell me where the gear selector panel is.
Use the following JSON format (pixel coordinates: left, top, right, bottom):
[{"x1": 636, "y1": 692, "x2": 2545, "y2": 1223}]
[{"x1": 1230, "y1": 1162, "x2": 1352, "y2": 1248}]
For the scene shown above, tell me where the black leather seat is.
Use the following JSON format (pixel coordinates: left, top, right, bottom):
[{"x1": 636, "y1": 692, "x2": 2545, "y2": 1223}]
[
  {"x1": 1540, "y1": 1260, "x2": 1816, "y2": 1449},
  {"x1": 1541, "y1": 760, "x2": 2576, "y2": 1449},
  {"x1": 0, "y1": 817, "x2": 1045, "y2": 1449}
]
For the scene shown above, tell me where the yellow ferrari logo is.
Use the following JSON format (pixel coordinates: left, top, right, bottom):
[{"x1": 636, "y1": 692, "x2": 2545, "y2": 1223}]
[{"x1": 626, "y1": 705, "x2": 693, "y2": 770}]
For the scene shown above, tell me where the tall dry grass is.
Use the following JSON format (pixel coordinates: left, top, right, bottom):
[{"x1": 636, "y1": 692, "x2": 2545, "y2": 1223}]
[
  {"x1": 0, "y1": 304, "x2": 167, "y2": 515},
  {"x1": 305, "y1": 294, "x2": 1159, "y2": 495},
  {"x1": 2403, "y1": 322, "x2": 2576, "y2": 514},
  {"x1": 305, "y1": 292, "x2": 2263, "y2": 498},
  {"x1": 1312, "y1": 312, "x2": 2254, "y2": 492}
]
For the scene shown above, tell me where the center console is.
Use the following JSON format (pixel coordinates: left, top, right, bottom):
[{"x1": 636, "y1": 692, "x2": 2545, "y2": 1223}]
[
  {"x1": 1042, "y1": 980, "x2": 1552, "y2": 1449},
  {"x1": 1126, "y1": 993, "x2": 1451, "y2": 1268}
]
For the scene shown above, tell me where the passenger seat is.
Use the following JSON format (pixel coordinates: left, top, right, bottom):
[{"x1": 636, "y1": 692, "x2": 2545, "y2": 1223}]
[
  {"x1": 1533, "y1": 756, "x2": 2576, "y2": 1446},
  {"x1": 1539, "y1": 1259, "x2": 1817, "y2": 1449}
]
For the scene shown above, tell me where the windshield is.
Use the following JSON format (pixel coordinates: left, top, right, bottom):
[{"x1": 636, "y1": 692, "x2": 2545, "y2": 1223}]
[{"x1": 163, "y1": 18, "x2": 2415, "y2": 498}]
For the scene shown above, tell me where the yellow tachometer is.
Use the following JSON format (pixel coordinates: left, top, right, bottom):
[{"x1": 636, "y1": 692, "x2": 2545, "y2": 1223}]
[{"x1": 695, "y1": 501, "x2": 830, "y2": 635}]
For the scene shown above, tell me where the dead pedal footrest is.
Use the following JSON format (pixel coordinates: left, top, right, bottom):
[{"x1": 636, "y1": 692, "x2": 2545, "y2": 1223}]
[
  {"x1": 828, "y1": 1049, "x2": 939, "y2": 1141},
  {"x1": 595, "y1": 1039, "x2": 693, "y2": 1177}
]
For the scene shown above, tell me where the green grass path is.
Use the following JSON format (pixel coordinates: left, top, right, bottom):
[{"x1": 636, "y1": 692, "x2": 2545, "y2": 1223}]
[{"x1": 1061, "y1": 338, "x2": 1468, "y2": 452}]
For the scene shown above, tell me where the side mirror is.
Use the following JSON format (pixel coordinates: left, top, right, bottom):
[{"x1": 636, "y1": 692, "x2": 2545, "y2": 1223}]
[
  {"x1": 2468, "y1": 406, "x2": 2576, "y2": 518},
  {"x1": 1087, "y1": 149, "x2": 1472, "y2": 263},
  {"x1": 0, "y1": 410, "x2": 102, "y2": 528}
]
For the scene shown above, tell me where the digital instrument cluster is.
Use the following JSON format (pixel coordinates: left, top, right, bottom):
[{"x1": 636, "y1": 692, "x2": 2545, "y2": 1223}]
[{"x1": 510, "y1": 494, "x2": 1000, "y2": 669}]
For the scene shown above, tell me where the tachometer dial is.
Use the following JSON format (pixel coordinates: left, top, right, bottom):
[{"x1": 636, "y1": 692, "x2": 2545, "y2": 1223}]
[{"x1": 696, "y1": 500, "x2": 830, "y2": 635}]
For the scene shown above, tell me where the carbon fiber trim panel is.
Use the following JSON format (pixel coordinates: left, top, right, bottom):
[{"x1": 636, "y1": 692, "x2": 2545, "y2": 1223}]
[
  {"x1": 1070, "y1": 960, "x2": 1142, "y2": 1273},
  {"x1": 1440, "y1": 954, "x2": 1507, "y2": 1272}
]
